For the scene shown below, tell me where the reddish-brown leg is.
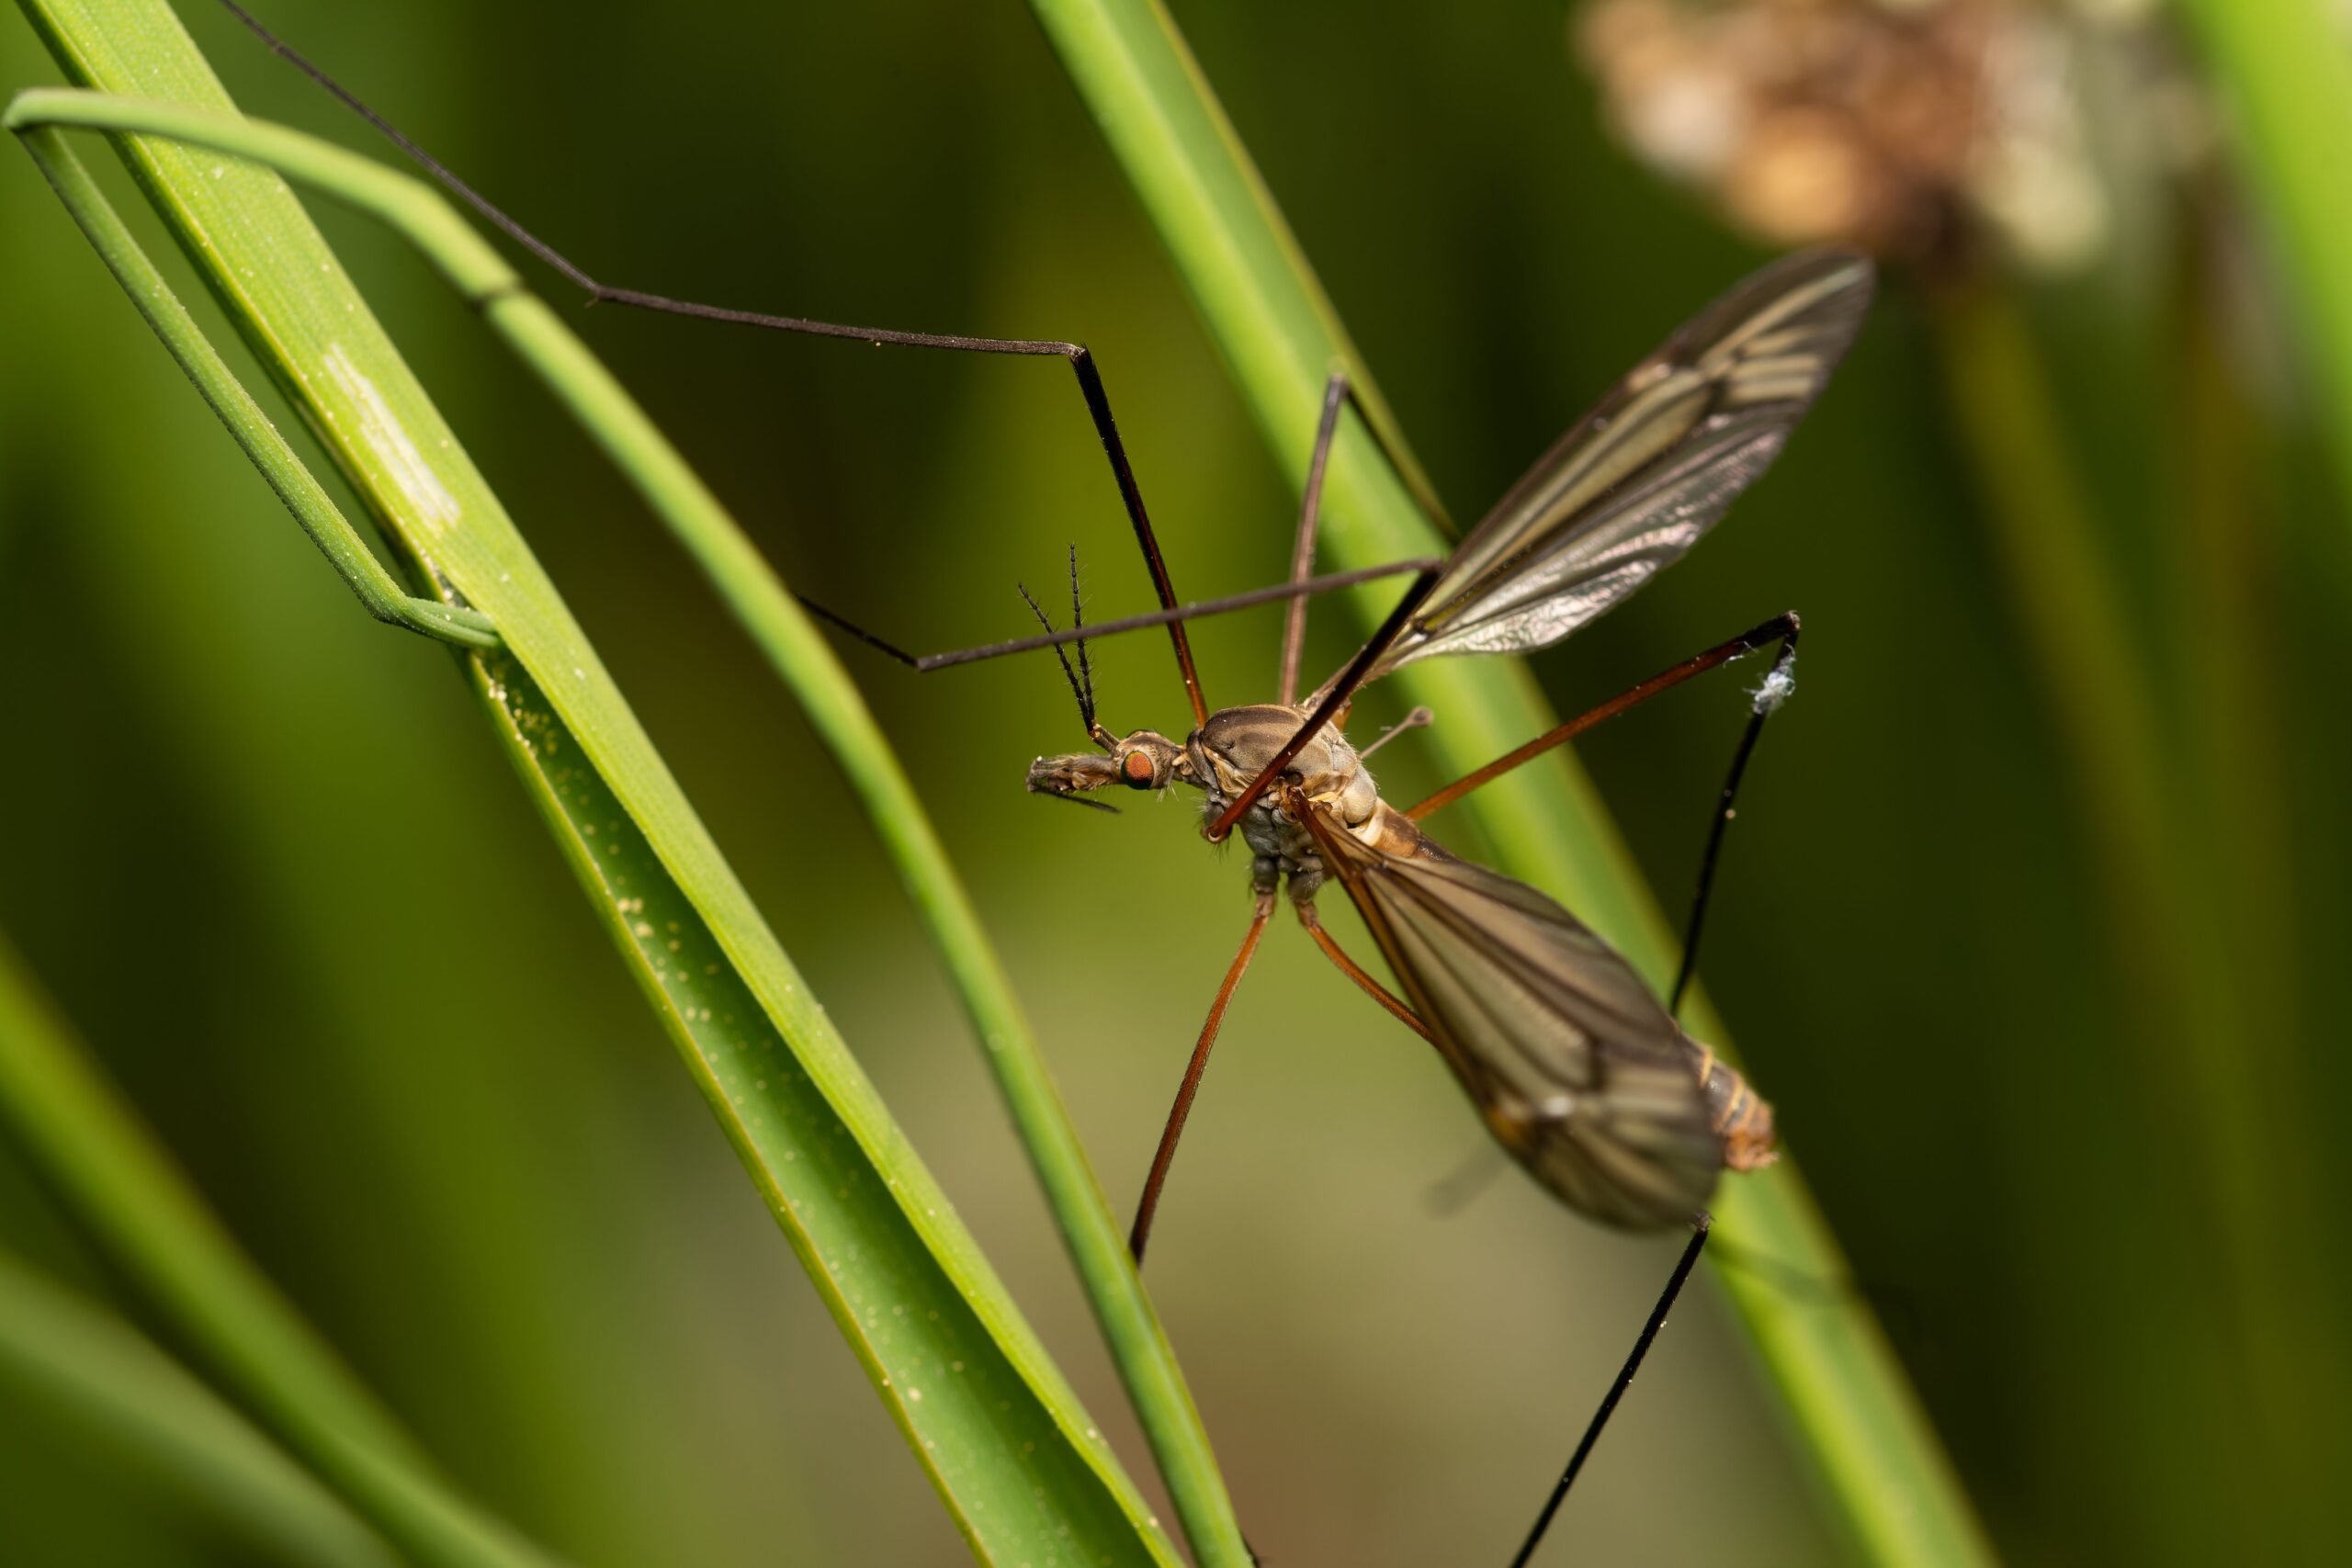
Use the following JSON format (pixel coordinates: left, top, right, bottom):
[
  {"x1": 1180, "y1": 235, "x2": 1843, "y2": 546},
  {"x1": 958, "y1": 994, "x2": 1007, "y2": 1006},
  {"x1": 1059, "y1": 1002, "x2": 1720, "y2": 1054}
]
[
  {"x1": 1277, "y1": 373, "x2": 1350, "y2": 706},
  {"x1": 1128, "y1": 890, "x2": 1277, "y2": 1263},
  {"x1": 1407, "y1": 613, "x2": 1800, "y2": 1014},
  {"x1": 1295, "y1": 901, "x2": 1432, "y2": 1043},
  {"x1": 1407, "y1": 614, "x2": 1798, "y2": 823}
]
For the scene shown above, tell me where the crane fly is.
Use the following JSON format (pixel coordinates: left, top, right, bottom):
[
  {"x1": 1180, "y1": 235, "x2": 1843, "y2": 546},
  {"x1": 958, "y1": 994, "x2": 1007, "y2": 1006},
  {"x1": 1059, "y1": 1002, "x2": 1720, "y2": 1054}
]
[
  {"x1": 1001, "y1": 251, "x2": 1870, "y2": 1562},
  {"x1": 213, "y1": 4, "x2": 1871, "y2": 1555},
  {"x1": 1023, "y1": 251, "x2": 1864, "y2": 1250}
]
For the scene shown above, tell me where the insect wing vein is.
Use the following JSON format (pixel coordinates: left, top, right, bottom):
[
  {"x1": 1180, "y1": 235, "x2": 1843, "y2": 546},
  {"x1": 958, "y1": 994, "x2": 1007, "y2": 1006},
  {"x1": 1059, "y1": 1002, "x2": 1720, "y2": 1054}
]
[
  {"x1": 1351, "y1": 250, "x2": 1872, "y2": 688},
  {"x1": 1301, "y1": 804, "x2": 1721, "y2": 1227}
]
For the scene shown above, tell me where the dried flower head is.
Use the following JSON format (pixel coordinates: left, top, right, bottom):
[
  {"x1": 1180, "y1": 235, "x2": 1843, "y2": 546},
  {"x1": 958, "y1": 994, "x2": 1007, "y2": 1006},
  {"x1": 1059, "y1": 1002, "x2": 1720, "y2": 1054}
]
[{"x1": 1576, "y1": 0, "x2": 2199, "y2": 276}]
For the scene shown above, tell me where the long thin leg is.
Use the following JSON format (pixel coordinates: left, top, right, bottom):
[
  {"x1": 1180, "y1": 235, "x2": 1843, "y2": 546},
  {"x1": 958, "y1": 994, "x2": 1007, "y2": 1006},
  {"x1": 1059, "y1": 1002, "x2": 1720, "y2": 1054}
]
[
  {"x1": 798, "y1": 557, "x2": 1438, "y2": 672},
  {"x1": 1508, "y1": 1217, "x2": 1712, "y2": 1568},
  {"x1": 1278, "y1": 372, "x2": 1351, "y2": 705},
  {"x1": 1130, "y1": 890, "x2": 1426, "y2": 1268},
  {"x1": 1407, "y1": 615, "x2": 1798, "y2": 821},
  {"x1": 1295, "y1": 903, "x2": 1432, "y2": 1043},
  {"x1": 1128, "y1": 888, "x2": 1276, "y2": 1264},
  {"x1": 220, "y1": 4, "x2": 1470, "y2": 729},
  {"x1": 1290, "y1": 864, "x2": 1717, "y2": 1564},
  {"x1": 1407, "y1": 614, "x2": 1800, "y2": 1009},
  {"x1": 1670, "y1": 677, "x2": 1782, "y2": 1013},
  {"x1": 216, "y1": 0, "x2": 1215, "y2": 724}
]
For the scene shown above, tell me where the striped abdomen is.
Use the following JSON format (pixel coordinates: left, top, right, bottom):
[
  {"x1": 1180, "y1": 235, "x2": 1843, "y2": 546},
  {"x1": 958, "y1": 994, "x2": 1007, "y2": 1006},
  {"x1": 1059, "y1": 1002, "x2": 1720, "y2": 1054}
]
[{"x1": 1682, "y1": 1040, "x2": 1777, "y2": 1172}]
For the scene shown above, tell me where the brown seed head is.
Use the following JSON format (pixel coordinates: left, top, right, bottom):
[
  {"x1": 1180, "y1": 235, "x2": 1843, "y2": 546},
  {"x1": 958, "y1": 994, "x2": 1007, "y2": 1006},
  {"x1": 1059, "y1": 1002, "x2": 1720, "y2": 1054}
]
[{"x1": 1575, "y1": 0, "x2": 2195, "y2": 276}]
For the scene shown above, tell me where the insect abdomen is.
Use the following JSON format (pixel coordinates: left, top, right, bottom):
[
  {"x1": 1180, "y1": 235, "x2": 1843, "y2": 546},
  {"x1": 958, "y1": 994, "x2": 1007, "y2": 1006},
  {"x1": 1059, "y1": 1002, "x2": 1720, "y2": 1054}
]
[{"x1": 1684, "y1": 1041, "x2": 1778, "y2": 1172}]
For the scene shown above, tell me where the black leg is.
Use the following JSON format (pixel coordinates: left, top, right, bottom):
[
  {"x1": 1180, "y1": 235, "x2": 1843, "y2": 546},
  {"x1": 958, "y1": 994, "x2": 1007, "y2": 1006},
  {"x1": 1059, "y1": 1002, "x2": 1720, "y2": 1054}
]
[
  {"x1": 217, "y1": 2, "x2": 1476, "y2": 734},
  {"x1": 796, "y1": 558, "x2": 1437, "y2": 672},
  {"x1": 1508, "y1": 1217, "x2": 1712, "y2": 1568},
  {"x1": 1406, "y1": 615, "x2": 1801, "y2": 1013},
  {"x1": 1669, "y1": 640, "x2": 1793, "y2": 1012},
  {"x1": 216, "y1": 0, "x2": 1216, "y2": 721}
]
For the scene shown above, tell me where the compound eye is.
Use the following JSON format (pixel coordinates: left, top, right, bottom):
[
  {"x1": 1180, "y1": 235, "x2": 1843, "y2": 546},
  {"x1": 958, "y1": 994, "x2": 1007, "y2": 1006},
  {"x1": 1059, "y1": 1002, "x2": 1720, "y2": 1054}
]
[{"x1": 1121, "y1": 750, "x2": 1158, "y2": 788}]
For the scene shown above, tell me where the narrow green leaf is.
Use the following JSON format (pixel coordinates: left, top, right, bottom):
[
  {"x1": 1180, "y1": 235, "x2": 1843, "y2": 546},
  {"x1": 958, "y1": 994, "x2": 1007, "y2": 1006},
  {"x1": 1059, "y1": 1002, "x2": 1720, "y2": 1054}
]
[
  {"x1": 2167, "y1": 0, "x2": 2352, "y2": 517},
  {"x1": 7, "y1": 5, "x2": 1186, "y2": 1557},
  {"x1": 0, "y1": 1247, "x2": 398, "y2": 1568},
  {"x1": 0, "y1": 933, "x2": 562, "y2": 1568},
  {"x1": 1021, "y1": 1, "x2": 1992, "y2": 1561}
]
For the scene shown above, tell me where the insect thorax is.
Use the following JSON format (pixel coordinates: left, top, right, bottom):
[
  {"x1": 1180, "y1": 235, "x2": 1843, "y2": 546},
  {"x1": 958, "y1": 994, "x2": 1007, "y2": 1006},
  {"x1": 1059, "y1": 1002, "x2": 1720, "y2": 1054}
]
[{"x1": 1186, "y1": 705, "x2": 1381, "y2": 881}]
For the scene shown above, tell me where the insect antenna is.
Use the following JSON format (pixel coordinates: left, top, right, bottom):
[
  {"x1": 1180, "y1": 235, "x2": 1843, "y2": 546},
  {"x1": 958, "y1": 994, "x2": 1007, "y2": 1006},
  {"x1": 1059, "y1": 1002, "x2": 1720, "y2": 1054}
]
[
  {"x1": 1015, "y1": 581, "x2": 1095, "y2": 738},
  {"x1": 1066, "y1": 545, "x2": 1098, "y2": 733},
  {"x1": 1509, "y1": 1217, "x2": 1712, "y2": 1567}
]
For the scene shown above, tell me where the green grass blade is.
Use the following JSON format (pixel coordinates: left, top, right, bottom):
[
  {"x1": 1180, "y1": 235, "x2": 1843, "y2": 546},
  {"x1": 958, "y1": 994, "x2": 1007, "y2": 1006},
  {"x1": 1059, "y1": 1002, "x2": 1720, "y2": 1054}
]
[
  {"x1": 1021, "y1": 1, "x2": 1992, "y2": 1561},
  {"x1": 0, "y1": 1247, "x2": 400, "y2": 1568},
  {"x1": 17, "y1": 63, "x2": 1242, "y2": 1554},
  {"x1": 1935, "y1": 277, "x2": 2338, "y2": 1560},
  {"x1": 10, "y1": 121, "x2": 494, "y2": 649},
  {"x1": 479, "y1": 211, "x2": 1251, "y2": 1568},
  {"x1": 2167, "y1": 0, "x2": 2352, "y2": 514},
  {"x1": 0, "y1": 933, "x2": 563, "y2": 1568},
  {"x1": 7, "y1": 51, "x2": 1238, "y2": 1562},
  {"x1": 6, "y1": 12, "x2": 1190, "y2": 1560}
]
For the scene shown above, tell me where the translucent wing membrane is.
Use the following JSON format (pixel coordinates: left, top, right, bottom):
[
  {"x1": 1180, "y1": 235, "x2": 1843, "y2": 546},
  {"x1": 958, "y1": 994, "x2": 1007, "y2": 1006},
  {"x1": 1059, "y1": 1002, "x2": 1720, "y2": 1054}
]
[
  {"x1": 1327, "y1": 250, "x2": 1873, "y2": 696},
  {"x1": 1298, "y1": 802, "x2": 1724, "y2": 1229}
]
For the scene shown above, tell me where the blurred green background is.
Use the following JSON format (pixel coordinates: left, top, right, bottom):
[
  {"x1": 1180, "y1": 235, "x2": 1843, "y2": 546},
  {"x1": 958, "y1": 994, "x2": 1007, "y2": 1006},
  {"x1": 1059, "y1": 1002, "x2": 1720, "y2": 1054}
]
[{"x1": 3, "y1": 0, "x2": 2348, "y2": 1562}]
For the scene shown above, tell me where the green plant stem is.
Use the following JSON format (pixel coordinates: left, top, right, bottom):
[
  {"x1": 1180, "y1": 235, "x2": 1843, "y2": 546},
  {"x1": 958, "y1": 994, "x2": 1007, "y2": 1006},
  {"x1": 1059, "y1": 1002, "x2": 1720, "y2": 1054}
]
[
  {"x1": 2167, "y1": 0, "x2": 2352, "y2": 515},
  {"x1": 0, "y1": 933, "x2": 563, "y2": 1568},
  {"x1": 2164, "y1": 216, "x2": 2303, "y2": 1155},
  {"x1": 1932, "y1": 281, "x2": 2335, "y2": 1558},
  {"x1": 0, "y1": 1247, "x2": 399, "y2": 1568},
  {"x1": 1020, "y1": 2, "x2": 1992, "y2": 1562},
  {"x1": 6, "y1": 71, "x2": 1241, "y2": 1566},
  {"x1": 6, "y1": 20, "x2": 1213, "y2": 1551},
  {"x1": 2166, "y1": 122, "x2": 2352, "y2": 1520},
  {"x1": 1932, "y1": 284, "x2": 2264, "y2": 1222},
  {"x1": 481, "y1": 302, "x2": 1247, "y2": 1568},
  {"x1": 10, "y1": 122, "x2": 494, "y2": 649}
]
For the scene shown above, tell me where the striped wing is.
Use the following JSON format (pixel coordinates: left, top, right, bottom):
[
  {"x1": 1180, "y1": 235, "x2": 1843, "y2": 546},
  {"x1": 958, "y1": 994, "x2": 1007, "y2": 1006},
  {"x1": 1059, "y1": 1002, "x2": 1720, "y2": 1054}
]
[
  {"x1": 1300, "y1": 802, "x2": 1722, "y2": 1229},
  {"x1": 1346, "y1": 251, "x2": 1872, "y2": 691}
]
